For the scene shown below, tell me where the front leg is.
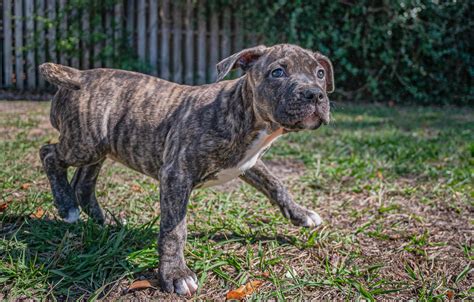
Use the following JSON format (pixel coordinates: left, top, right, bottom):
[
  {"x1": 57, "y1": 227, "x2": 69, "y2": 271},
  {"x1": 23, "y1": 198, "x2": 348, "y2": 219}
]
[
  {"x1": 158, "y1": 165, "x2": 197, "y2": 296},
  {"x1": 240, "y1": 160, "x2": 322, "y2": 227}
]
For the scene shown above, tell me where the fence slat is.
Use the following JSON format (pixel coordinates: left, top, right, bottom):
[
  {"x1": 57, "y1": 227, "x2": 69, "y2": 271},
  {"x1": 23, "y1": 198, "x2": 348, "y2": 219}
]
[
  {"x1": 105, "y1": 8, "x2": 113, "y2": 67},
  {"x1": 196, "y1": 1, "x2": 206, "y2": 84},
  {"x1": 149, "y1": 0, "x2": 158, "y2": 75},
  {"x1": 70, "y1": 7, "x2": 79, "y2": 68},
  {"x1": 137, "y1": 0, "x2": 146, "y2": 62},
  {"x1": 184, "y1": 0, "x2": 193, "y2": 84},
  {"x1": 114, "y1": 2, "x2": 123, "y2": 61},
  {"x1": 209, "y1": 9, "x2": 219, "y2": 82},
  {"x1": 81, "y1": 7, "x2": 90, "y2": 69},
  {"x1": 93, "y1": 5, "x2": 102, "y2": 68},
  {"x1": 221, "y1": 7, "x2": 231, "y2": 59},
  {"x1": 58, "y1": 0, "x2": 67, "y2": 65},
  {"x1": 172, "y1": 2, "x2": 182, "y2": 83},
  {"x1": 37, "y1": 0, "x2": 46, "y2": 88},
  {"x1": 126, "y1": 0, "x2": 135, "y2": 48},
  {"x1": 14, "y1": 0, "x2": 24, "y2": 89},
  {"x1": 47, "y1": 0, "x2": 56, "y2": 64},
  {"x1": 26, "y1": 0, "x2": 36, "y2": 89},
  {"x1": 234, "y1": 13, "x2": 244, "y2": 77},
  {"x1": 3, "y1": 0, "x2": 13, "y2": 86},
  {"x1": 160, "y1": 0, "x2": 170, "y2": 80}
]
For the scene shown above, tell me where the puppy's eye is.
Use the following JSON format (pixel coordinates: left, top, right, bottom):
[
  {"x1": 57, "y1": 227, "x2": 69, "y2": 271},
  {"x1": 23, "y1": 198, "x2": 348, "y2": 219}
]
[
  {"x1": 317, "y1": 69, "x2": 325, "y2": 79},
  {"x1": 271, "y1": 68, "x2": 285, "y2": 78}
]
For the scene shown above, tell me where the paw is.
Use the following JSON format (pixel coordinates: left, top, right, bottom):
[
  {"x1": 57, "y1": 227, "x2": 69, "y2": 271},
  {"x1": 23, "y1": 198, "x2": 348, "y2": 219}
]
[
  {"x1": 281, "y1": 205, "x2": 322, "y2": 228},
  {"x1": 159, "y1": 264, "x2": 198, "y2": 296},
  {"x1": 63, "y1": 207, "x2": 80, "y2": 223}
]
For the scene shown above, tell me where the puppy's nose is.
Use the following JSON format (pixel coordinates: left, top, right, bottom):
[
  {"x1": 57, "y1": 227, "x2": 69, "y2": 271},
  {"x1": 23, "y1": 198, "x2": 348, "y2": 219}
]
[{"x1": 303, "y1": 88, "x2": 325, "y2": 102}]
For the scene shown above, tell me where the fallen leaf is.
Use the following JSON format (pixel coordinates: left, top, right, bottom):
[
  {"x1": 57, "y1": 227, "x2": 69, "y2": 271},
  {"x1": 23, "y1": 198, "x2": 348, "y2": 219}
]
[
  {"x1": 131, "y1": 184, "x2": 142, "y2": 192},
  {"x1": 377, "y1": 171, "x2": 384, "y2": 180},
  {"x1": 21, "y1": 183, "x2": 31, "y2": 190},
  {"x1": 30, "y1": 207, "x2": 45, "y2": 219},
  {"x1": 128, "y1": 279, "x2": 158, "y2": 291},
  {"x1": 0, "y1": 203, "x2": 8, "y2": 212},
  {"x1": 446, "y1": 290, "x2": 454, "y2": 300},
  {"x1": 226, "y1": 280, "x2": 264, "y2": 300}
]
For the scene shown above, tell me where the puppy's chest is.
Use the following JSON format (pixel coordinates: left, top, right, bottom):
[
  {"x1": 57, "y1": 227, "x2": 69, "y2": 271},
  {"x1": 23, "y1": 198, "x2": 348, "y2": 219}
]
[{"x1": 200, "y1": 129, "x2": 283, "y2": 188}]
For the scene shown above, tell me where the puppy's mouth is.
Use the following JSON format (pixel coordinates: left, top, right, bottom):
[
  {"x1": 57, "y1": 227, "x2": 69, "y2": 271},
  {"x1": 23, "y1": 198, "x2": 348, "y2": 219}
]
[{"x1": 281, "y1": 110, "x2": 329, "y2": 131}]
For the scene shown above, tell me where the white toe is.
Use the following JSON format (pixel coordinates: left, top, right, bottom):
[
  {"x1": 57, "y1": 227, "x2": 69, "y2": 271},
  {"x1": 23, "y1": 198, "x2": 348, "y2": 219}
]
[
  {"x1": 64, "y1": 208, "x2": 80, "y2": 223},
  {"x1": 305, "y1": 211, "x2": 322, "y2": 227},
  {"x1": 185, "y1": 276, "x2": 198, "y2": 292},
  {"x1": 174, "y1": 279, "x2": 190, "y2": 296}
]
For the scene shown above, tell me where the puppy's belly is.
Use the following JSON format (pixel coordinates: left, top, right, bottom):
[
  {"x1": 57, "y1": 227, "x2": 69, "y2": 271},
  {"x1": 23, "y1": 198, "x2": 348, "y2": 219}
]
[{"x1": 200, "y1": 128, "x2": 283, "y2": 188}]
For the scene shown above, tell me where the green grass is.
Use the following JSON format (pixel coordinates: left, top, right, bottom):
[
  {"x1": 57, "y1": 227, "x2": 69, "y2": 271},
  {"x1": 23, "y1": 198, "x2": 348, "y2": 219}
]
[{"x1": 0, "y1": 101, "x2": 473, "y2": 300}]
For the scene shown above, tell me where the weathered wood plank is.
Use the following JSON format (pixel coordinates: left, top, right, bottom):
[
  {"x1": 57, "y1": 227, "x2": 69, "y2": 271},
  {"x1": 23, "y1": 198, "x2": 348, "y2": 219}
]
[
  {"x1": 184, "y1": 0, "x2": 193, "y2": 84},
  {"x1": 3, "y1": 0, "x2": 13, "y2": 86},
  {"x1": 26, "y1": 0, "x2": 37, "y2": 89},
  {"x1": 114, "y1": 1, "x2": 123, "y2": 61},
  {"x1": 47, "y1": 0, "x2": 56, "y2": 63},
  {"x1": 221, "y1": 7, "x2": 231, "y2": 59},
  {"x1": 234, "y1": 12, "x2": 244, "y2": 77},
  {"x1": 160, "y1": 0, "x2": 170, "y2": 80},
  {"x1": 37, "y1": 0, "x2": 46, "y2": 88},
  {"x1": 209, "y1": 9, "x2": 219, "y2": 82},
  {"x1": 137, "y1": 0, "x2": 146, "y2": 62},
  {"x1": 14, "y1": 0, "x2": 24, "y2": 89},
  {"x1": 81, "y1": 6, "x2": 90, "y2": 69},
  {"x1": 149, "y1": 0, "x2": 158, "y2": 75},
  {"x1": 196, "y1": 1, "x2": 206, "y2": 84},
  {"x1": 93, "y1": 5, "x2": 102, "y2": 68},
  {"x1": 172, "y1": 1, "x2": 182, "y2": 83},
  {"x1": 105, "y1": 7, "x2": 113, "y2": 67},
  {"x1": 58, "y1": 0, "x2": 68, "y2": 65},
  {"x1": 126, "y1": 0, "x2": 135, "y2": 49}
]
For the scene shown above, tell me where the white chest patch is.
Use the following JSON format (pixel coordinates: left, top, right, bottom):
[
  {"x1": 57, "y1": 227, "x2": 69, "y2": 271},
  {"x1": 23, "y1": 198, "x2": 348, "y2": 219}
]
[{"x1": 201, "y1": 129, "x2": 283, "y2": 188}]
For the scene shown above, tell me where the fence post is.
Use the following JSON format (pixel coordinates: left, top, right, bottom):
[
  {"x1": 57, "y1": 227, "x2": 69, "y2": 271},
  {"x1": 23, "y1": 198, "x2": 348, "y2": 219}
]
[
  {"x1": 184, "y1": 0, "x2": 193, "y2": 85},
  {"x1": 81, "y1": 6, "x2": 90, "y2": 69},
  {"x1": 3, "y1": 0, "x2": 13, "y2": 87},
  {"x1": 58, "y1": 0, "x2": 68, "y2": 65},
  {"x1": 114, "y1": 1, "x2": 123, "y2": 63},
  {"x1": 149, "y1": 0, "x2": 158, "y2": 75},
  {"x1": 14, "y1": 0, "x2": 24, "y2": 90},
  {"x1": 209, "y1": 9, "x2": 219, "y2": 82},
  {"x1": 37, "y1": 0, "x2": 46, "y2": 88},
  {"x1": 137, "y1": 0, "x2": 146, "y2": 65},
  {"x1": 172, "y1": 1, "x2": 182, "y2": 83},
  {"x1": 160, "y1": 0, "x2": 170, "y2": 80},
  {"x1": 126, "y1": 0, "x2": 135, "y2": 50},
  {"x1": 196, "y1": 1, "x2": 206, "y2": 84},
  {"x1": 25, "y1": 0, "x2": 37, "y2": 90},
  {"x1": 47, "y1": 0, "x2": 56, "y2": 64}
]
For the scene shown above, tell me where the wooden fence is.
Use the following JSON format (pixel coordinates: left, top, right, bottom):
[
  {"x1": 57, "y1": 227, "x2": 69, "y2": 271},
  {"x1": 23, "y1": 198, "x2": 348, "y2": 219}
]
[{"x1": 0, "y1": 0, "x2": 259, "y2": 91}]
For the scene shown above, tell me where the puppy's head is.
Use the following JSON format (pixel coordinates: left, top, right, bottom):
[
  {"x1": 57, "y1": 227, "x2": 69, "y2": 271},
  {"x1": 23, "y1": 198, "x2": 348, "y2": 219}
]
[{"x1": 216, "y1": 44, "x2": 334, "y2": 131}]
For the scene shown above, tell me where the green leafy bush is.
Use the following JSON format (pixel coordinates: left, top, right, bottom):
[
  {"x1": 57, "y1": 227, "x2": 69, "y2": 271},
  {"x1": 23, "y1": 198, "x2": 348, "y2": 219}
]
[{"x1": 233, "y1": 0, "x2": 472, "y2": 105}]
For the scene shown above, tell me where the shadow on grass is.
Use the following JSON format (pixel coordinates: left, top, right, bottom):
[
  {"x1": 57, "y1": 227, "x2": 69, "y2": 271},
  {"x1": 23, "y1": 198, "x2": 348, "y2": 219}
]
[{"x1": 0, "y1": 215, "x2": 159, "y2": 299}]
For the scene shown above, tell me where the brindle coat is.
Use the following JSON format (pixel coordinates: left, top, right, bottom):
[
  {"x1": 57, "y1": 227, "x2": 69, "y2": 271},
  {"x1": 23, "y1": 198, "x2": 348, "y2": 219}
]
[{"x1": 39, "y1": 44, "x2": 334, "y2": 296}]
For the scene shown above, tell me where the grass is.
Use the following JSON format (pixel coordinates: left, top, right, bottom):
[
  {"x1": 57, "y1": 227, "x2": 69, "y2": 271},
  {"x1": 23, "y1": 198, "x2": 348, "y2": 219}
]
[{"x1": 0, "y1": 101, "x2": 473, "y2": 300}]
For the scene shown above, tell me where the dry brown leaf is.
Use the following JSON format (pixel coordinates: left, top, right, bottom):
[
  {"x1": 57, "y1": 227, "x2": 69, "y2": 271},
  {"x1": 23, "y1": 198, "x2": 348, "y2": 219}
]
[
  {"x1": 226, "y1": 280, "x2": 264, "y2": 300},
  {"x1": 21, "y1": 183, "x2": 31, "y2": 190},
  {"x1": 131, "y1": 184, "x2": 142, "y2": 192},
  {"x1": 30, "y1": 207, "x2": 45, "y2": 219},
  {"x1": 446, "y1": 290, "x2": 454, "y2": 300},
  {"x1": 128, "y1": 279, "x2": 158, "y2": 291},
  {"x1": 0, "y1": 203, "x2": 8, "y2": 212}
]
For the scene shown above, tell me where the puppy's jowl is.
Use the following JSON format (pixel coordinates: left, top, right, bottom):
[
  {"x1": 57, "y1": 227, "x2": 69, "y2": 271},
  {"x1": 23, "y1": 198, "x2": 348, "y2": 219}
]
[{"x1": 39, "y1": 44, "x2": 334, "y2": 295}]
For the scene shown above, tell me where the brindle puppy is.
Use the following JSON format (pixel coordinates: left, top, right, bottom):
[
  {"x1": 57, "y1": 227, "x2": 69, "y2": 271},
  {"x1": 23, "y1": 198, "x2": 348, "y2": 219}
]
[{"x1": 39, "y1": 44, "x2": 334, "y2": 296}]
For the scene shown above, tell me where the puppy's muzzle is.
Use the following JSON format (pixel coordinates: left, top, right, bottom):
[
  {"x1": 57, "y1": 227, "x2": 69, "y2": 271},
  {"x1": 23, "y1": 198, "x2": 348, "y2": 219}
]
[{"x1": 299, "y1": 87, "x2": 330, "y2": 125}]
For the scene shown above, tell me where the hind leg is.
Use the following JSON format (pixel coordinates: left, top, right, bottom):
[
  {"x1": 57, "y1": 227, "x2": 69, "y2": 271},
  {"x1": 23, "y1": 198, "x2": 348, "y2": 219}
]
[
  {"x1": 71, "y1": 161, "x2": 105, "y2": 224},
  {"x1": 39, "y1": 144, "x2": 80, "y2": 223}
]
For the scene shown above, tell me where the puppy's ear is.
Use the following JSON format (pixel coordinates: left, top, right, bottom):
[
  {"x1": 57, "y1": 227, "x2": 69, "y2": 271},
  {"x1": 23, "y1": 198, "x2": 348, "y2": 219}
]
[
  {"x1": 216, "y1": 45, "x2": 267, "y2": 82},
  {"x1": 314, "y1": 52, "x2": 335, "y2": 93}
]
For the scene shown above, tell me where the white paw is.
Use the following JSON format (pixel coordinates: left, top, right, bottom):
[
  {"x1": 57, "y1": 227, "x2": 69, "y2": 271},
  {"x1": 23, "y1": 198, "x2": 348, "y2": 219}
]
[
  {"x1": 304, "y1": 210, "x2": 322, "y2": 228},
  {"x1": 64, "y1": 208, "x2": 80, "y2": 223},
  {"x1": 174, "y1": 275, "x2": 198, "y2": 296}
]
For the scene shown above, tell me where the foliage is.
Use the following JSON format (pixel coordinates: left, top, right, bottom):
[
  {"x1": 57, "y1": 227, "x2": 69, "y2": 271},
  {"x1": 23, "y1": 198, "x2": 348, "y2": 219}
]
[{"x1": 225, "y1": 0, "x2": 473, "y2": 105}]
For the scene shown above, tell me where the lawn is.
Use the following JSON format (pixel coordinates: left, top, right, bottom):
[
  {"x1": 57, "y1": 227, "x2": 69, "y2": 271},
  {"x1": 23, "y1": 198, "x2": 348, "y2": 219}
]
[{"x1": 0, "y1": 101, "x2": 472, "y2": 300}]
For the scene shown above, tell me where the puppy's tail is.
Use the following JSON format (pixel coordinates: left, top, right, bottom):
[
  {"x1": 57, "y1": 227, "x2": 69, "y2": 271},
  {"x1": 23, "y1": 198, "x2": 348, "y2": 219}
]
[{"x1": 39, "y1": 63, "x2": 81, "y2": 90}]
